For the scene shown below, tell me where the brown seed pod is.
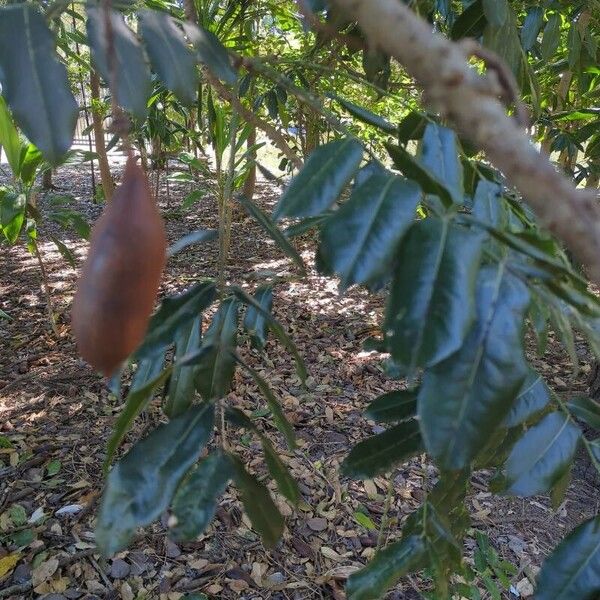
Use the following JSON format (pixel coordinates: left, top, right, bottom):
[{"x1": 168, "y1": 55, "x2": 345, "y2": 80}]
[{"x1": 72, "y1": 156, "x2": 166, "y2": 377}]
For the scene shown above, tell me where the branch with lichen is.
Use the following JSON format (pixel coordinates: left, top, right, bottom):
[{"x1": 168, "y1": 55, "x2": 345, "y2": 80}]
[{"x1": 332, "y1": 0, "x2": 600, "y2": 283}]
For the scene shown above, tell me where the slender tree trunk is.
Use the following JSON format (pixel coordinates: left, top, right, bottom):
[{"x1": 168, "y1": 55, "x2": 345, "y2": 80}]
[
  {"x1": 304, "y1": 110, "x2": 320, "y2": 157},
  {"x1": 242, "y1": 126, "x2": 257, "y2": 200},
  {"x1": 42, "y1": 169, "x2": 54, "y2": 190},
  {"x1": 90, "y1": 70, "x2": 114, "y2": 202},
  {"x1": 183, "y1": 0, "x2": 197, "y2": 23}
]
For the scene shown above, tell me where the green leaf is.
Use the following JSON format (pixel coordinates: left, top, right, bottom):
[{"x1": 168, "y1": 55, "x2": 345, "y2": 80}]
[
  {"x1": 9, "y1": 505, "x2": 27, "y2": 526},
  {"x1": 451, "y1": 0, "x2": 486, "y2": 40},
  {"x1": 332, "y1": 95, "x2": 396, "y2": 133},
  {"x1": 419, "y1": 123, "x2": 464, "y2": 205},
  {"x1": 418, "y1": 264, "x2": 530, "y2": 471},
  {"x1": 182, "y1": 188, "x2": 206, "y2": 209},
  {"x1": 182, "y1": 22, "x2": 236, "y2": 85},
  {"x1": 482, "y1": 0, "x2": 507, "y2": 27},
  {"x1": 567, "y1": 396, "x2": 600, "y2": 430},
  {"x1": 229, "y1": 453, "x2": 284, "y2": 548},
  {"x1": 170, "y1": 450, "x2": 233, "y2": 541},
  {"x1": 551, "y1": 467, "x2": 571, "y2": 510},
  {"x1": 0, "y1": 96, "x2": 22, "y2": 175},
  {"x1": 541, "y1": 14, "x2": 561, "y2": 61},
  {"x1": 243, "y1": 285, "x2": 273, "y2": 350},
  {"x1": 237, "y1": 195, "x2": 305, "y2": 274},
  {"x1": 104, "y1": 367, "x2": 172, "y2": 471},
  {"x1": 500, "y1": 412, "x2": 580, "y2": 496},
  {"x1": 131, "y1": 348, "x2": 166, "y2": 393},
  {"x1": 230, "y1": 353, "x2": 296, "y2": 449},
  {"x1": 347, "y1": 535, "x2": 426, "y2": 600},
  {"x1": 139, "y1": 10, "x2": 198, "y2": 105},
  {"x1": 567, "y1": 23, "x2": 582, "y2": 69},
  {"x1": 318, "y1": 174, "x2": 420, "y2": 290},
  {"x1": 0, "y1": 191, "x2": 26, "y2": 244},
  {"x1": 284, "y1": 214, "x2": 330, "y2": 238},
  {"x1": 226, "y1": 407, "x2": 298, "y2": 504},
  {"x1": 136, "y1": 281, "x2": 217, "y2": 360},
  {"x1": 536, "y1": 516, "x2": 600, "y2": 600},
  {"x1": 231, "y1": 286, "x2": 307, "y2": 383},
  {"x1": 383, "y1": 219, "x2": 482, "y2": 371},
  {"x1": 272, "y1": 138, "x2": 363, "y2": 220},
  {"x1": 19, "y1": 144, "x2": 43, "y2": 187},
  {"x1": 86, "y1": 6, "x2": 151, "y2": 120},
  {"x1": 0, "y1": 6, "x2": 77, "y2": 164},
  {"x1": 50, "y1": 236, "x2": 76, "y2": 268},
  {"x1": 397, "y1": 112, "x2": 427, "y2": 143},
  {"x1": 167, "y1": 229, "x2": 217, "y2": 258},
  {"x1": 165, "y1": 316, "x2": 202, "y2": 418},
  {"x1": 46, "y1": 459, "x2": 61, "y2": 477},
  {"x1": 385, "y1": 142, "x2": 454, "y2": 208},
  {"x1": 365, "y1": 390, "x2": 417, "y2": 424},
  {"x1": 521, "y1": 7, "x2": 544, "y2": 51},
  {"x1": 472, "y1": 179, "x2": 506, "y2": 228},
  {"x1": 96, "y1": 403, "x2": 215, "y2": 555},
  {"x1": 503, "y1": 369, "x2": 551, "y2": 428},
  {"x1": 195, "y1": 299, "x2": 238, "y2": 401},
  {"x1": 354, "y1": 511, "x2": 377, "y2": 531},
  {"x1": 483, "y1": 7, "x2": 524, "y2": 80},
  {"x1": 342, "y1": 419, "x2": 422, "y2": 479}
]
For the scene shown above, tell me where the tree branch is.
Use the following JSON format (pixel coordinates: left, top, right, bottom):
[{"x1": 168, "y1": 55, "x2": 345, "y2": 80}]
[
  {"x1": 332, "y1": 0, "x2": 600, "y2": 283},
  {"x1": 205, "y1": 73, "x2": 303, "y2": 170}
]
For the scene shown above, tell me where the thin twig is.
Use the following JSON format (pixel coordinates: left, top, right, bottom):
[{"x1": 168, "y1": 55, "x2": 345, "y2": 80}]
[{"x1": 33, "y1": 242, "x2": 58, "y2": 336}]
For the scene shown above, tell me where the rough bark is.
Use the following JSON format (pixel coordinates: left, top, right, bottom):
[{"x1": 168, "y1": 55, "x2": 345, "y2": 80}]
[
  {"x1": 332, "y1": 0, "x2": 600, "y2": 283},
  {"x1": 90, "y1": 70, "x2": 114, "y2": 202}
]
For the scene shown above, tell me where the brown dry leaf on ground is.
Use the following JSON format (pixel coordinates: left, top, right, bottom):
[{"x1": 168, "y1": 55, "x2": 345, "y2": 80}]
[{"x1": 0, "y1": 163, "x2": 598, "y2": 599}]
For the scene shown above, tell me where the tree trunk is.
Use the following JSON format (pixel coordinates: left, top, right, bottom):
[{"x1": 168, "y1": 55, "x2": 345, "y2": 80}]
[
  {"x1": 183, "y1": 0, "x2": 197, "y2": 23},
  {"x1": 90, "y1": 70, "x2": 114, "y2": 202},
  {"x1": 242, "y1": 126, "x2": 257, "y2": 201},
  {"x1": 42, "y1": 169, "x2": 54, "y2": 190}
]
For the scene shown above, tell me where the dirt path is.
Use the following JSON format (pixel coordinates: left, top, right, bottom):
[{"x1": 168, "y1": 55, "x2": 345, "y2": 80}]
[{"x1": 0, "y1": 162, "x2": 598, "y2": 599}]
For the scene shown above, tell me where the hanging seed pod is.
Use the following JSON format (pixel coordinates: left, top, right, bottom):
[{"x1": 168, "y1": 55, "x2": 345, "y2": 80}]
[{"x1": 72, "y1": 156, "x2": 166, "y2": 376}]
